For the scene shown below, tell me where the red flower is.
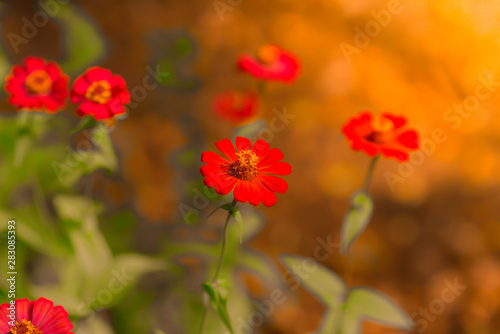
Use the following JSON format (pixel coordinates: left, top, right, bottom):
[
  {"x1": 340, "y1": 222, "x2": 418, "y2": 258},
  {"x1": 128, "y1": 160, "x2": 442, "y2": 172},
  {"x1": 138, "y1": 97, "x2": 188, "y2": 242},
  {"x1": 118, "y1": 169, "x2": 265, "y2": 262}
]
[
  {"x1": 342, "y1": 111, "x2": 419, "y2": 162},
  {"x1": 238, "y1": 45, "x2": 300, "y2": 83},
  {"x1": 213, "y1": 90, "x2": 258, "y2": 125},
  {"x1": 0, "y1": 297, "x2": 73, "y2": 334},
  {"x1": 201, "y1": 137, "x2": 291, "y2": 207},
  {"x1": 71, "y1": 67, "x2": 130, "y2": 121},
  {"x1": 4, "y1": 56, "x2": 69, "y2": 113}
]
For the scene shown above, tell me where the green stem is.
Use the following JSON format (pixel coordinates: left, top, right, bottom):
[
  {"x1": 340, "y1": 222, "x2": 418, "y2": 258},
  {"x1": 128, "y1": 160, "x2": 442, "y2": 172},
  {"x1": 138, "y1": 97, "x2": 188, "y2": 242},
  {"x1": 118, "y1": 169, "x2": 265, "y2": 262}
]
[
  {"x1": 362, "y1": 155, "x2": 380, "y2": 193},
  {"x1": 198, "y1": 198, "x2": 238, "y2": 334},
  {"x1": 345, "y1": 156, "x2": 380, "y2": 287},
  {"x1": 13, "y1": 110, "x2": 35, "y2": 167}
]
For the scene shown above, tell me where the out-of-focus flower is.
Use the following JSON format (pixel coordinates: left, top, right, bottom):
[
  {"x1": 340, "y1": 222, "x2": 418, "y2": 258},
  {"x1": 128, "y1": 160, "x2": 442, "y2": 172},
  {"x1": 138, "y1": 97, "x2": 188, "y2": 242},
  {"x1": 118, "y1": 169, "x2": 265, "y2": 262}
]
[
  {"x1": 238, "y1": 45, "x2": 300, "y2": 83},
  {"x1": 342, "y1": 111, "x2": 419, "y2": 162},
  {"x1": 213, "y1": 90, "x2": 258, "y2": 125},
  {"x1": 4, "y1": 56, "x2": 69, "y2": 113},
  {"x1": 0, "y1": 297, "x2": 73, "y2": 334},
  {"x1": 201, "y1": 136, "x2": 291, "y2": 207},
  {"x1": 71, "y1": 67, "x2": 130, "y2": 121}
]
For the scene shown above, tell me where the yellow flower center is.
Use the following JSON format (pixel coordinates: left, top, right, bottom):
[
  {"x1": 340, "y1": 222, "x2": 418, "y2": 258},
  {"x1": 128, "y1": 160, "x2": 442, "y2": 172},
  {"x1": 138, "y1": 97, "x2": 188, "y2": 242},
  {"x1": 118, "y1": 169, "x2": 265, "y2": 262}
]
[
  {"x1": 257, "y1": 45, "x2": 280, "y2": 65},
  {"x1": 85, "y1": 80, "x2": 112, "y2": 104},
  {"x1": 25, "y1": 70, "x2": 52, "y2": 95},
  {"x1": 10, "y1": 320, "x2": 42, "y2": 334},
  {"x1": 229, "y1": 150, "x2": 258, "y2": 180}
]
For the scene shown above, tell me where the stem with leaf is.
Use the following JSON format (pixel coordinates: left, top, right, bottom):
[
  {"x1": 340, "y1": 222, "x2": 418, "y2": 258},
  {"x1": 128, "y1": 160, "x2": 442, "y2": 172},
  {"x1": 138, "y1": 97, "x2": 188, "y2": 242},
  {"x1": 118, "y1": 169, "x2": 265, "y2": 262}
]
[
  {"x1": 198, "y1": 198, "x2": 238, "y2": 334},
  {"x1": 344, "y1": 155, "x2": 379, "y2": 287}
]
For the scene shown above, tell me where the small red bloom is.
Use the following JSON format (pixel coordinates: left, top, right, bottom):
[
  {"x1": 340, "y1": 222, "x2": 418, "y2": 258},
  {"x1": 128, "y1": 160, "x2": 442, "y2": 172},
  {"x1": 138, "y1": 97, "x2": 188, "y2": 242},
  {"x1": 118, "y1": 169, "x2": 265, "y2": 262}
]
[
  {"x1": 237, "y1": 45, "x2": 300, "y2": 83},
  {"x1": 213, "y1": 90, "x2": 258, "y2": 125},
  {"x1": 4, "y1": 56, "x2": 69, "y2": 113},
  {"x1": 342, "y1": 111, "x2": 419, "y2": 162},
  {"x1": 201, "y1": 137, "x2": 291, "y2": 207},
  {"x1": 0, "y1": 297, "x2": 73, "y2": 334},
  {"x1": 71, "y1": 67, "x2": 130, "y2": 121}
]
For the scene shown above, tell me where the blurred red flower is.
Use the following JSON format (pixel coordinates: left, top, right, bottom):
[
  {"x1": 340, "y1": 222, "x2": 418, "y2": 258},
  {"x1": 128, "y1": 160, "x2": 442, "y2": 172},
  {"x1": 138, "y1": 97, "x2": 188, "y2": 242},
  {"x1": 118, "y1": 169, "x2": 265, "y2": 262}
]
[
  {"x1": 71, "y1": 67, "x2": 130, "y2": 121},
  {"x1": 238, "y1": 45, "x2": 300, "y2": 83},
  {"x1": 213, "y1": 90, "x2": 258, "y2": 125},
  {"x1": 201, "y1": 137, "x2": 291, "y2": 207},
  {"x1": 4, "y1": 56, "x2": 69, "y2": 113},
  {"x1": 0, "y1": 297, "x2": 73, "y2": 334},
  {"x1": 342, "y1": 111, "x2": 419, "y2": 162}
]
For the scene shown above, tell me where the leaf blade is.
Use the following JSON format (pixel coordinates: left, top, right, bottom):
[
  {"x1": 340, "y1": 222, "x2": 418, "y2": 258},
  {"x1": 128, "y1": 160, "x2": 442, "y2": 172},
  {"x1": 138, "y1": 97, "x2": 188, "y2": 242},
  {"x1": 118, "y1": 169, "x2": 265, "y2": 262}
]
[{"x1": 340, "y1": 191, "x2": 374, "y2": 254}]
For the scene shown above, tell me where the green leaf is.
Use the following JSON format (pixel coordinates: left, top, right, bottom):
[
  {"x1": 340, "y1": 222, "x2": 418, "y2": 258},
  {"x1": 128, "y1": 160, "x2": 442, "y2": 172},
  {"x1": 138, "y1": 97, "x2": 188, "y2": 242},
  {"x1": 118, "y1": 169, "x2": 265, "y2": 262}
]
[
  {"x1": 340, "y1": 191, "x2": 374, "y2": 254},
  {"x1": 71, "y1": 117, "x2": 97, "y2": 134},
  {"x1": 341, "y1": 287, "x2": 414, "y2": 334},
  {"x1": 202, "y1": 279, "x2": 234, "y2": 334},
  {"x1": 282, "y1": 255, "x2": 347, "y2": 334},
  {"x1": 281, "y1": 255, "x2": 346, "y2": 307},
  {"x1": 154, "y1": 330, "x2": 167, "y2": 334}
]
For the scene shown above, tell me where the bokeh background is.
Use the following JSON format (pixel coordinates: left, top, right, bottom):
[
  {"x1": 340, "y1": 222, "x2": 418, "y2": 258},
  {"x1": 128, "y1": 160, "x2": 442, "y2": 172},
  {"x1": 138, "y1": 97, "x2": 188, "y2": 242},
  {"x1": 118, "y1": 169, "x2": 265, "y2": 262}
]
[{"x1": 1, "y1": 0, "x2": 500, "y2": 333}]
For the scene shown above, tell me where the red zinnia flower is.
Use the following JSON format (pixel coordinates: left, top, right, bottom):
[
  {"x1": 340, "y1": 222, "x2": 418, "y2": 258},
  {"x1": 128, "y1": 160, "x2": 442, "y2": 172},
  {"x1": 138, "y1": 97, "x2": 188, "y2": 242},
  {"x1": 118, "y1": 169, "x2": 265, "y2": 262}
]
[
  {"x1": 0, "y1": 297, "x2": 73, "y2": 334},
  {"x1": 237, "y1": 45, "x2": 300, "y2": 83},
  {"x1": 213, "y1": 90, "x2": 258, "y2": 125},
  {"x1": 71, "y1": 67, "x2": 130, "y2": 121},
  {"x1": 342, "y1": 111, "x2": 419, "y2": 162},
  {"x1": 201, "y1": 137, "x2": 291, "y2": 207},
  {"x1": 4, "y1": 56, "x2": 69, "y2": 112}
]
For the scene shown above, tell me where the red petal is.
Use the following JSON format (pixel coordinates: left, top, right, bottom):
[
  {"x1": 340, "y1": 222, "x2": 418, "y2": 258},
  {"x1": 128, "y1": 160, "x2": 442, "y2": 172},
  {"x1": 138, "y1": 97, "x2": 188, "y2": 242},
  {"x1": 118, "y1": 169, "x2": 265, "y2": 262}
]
[
  {"x1": 259, "y1": 162, "x2": 291, "y2": 175},
  {"x1": 75, "y1": 101, "x2": 96, "y2": 117},
  {"x1": 0, "y1": 303, "x2": 12, "y2": 331},
  {"x1": 351, "y1": 139, "x2": 380, "y2": 156},
  {"x1": 24, "y1": 57, "x2": 45, "y2": 72},
  {"x1": 246, "y1": 181, "x2": 262, "y2": 206},
  {"x1": 85, "y1": 67, "x2": 112, "y2": 82},
  {"x1": 201, "y1": 151, "x2": 230, "y2": 165},
  {"x1": 106, "y1": 99, "x2": 126, "y2": 116},
  {"x1": 396, "y1": 130, "x2": 419, "y2": 149},
  {"x1": 37, "y1": 305, "x2": 73, "y2": 333},
  {"x1": 380, "y1": 147, "x2": 409, "y2": 162},
  {"x1": 381, "y1": 112, "x2": 407, "y2": 130},
  {"x1": 233, "y1": 180, "x2": 248, "y2": 204},
  {"x1": 257, "y1": 148, "x2": 284, "y2": 167},
  {"x1": 12, "y1": 65, "x2": 27, "y2": 78},
  {"x1": 258, "y1": 174, "x2": 288, "y2": 194},
  {"x1": 15, "y1": 298, "x2": 32, "y2": 323},
  {"x1": 31, "y1": 297, "x2": 53, "y2": 327},
  {"x1": 93, "y1": 104, "x2": 113, "y2": 120},
  {"x1": 235, "y1": 136, "x2": 251, "y2": 151},
  {"x1": 71, "y1": 77, "x2": 90, "y2": 98},
  {"x1": 252, "y1": 139, "x2": 270, "y2": 156},
  {"x1": 201, "y1": 166, "x2": 237, "y2": 195},
  {"x1": 253, "y1": 179, "x2": 277, "y2": 207},
  {"x1": 215, "y1": 139, "x2": 237, "y2": 161}
]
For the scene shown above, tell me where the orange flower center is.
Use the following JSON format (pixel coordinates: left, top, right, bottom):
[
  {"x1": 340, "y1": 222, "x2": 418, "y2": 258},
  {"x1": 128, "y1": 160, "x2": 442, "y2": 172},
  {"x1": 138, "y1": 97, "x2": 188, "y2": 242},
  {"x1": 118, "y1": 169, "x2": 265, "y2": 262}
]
[
  {"x1": 10, "y1": 320, "x2": 42, "y2": 334},
  {"x1": 25, "y1": 70, "x2": 52, "y2": 95},
  {"x1": 366, "y1": 117, "x2": 395, "y2": 144},
  {"x1": 229, "y1": 150, "x2": 258, "y2": 180},
  {"x1": 85, "y1": 80, "x2": 112, "y2": 104},
  {"x1": 257, "y1": 45, "x2": 280, "y2": 65}
]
